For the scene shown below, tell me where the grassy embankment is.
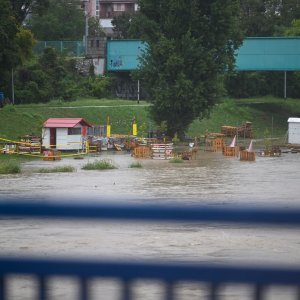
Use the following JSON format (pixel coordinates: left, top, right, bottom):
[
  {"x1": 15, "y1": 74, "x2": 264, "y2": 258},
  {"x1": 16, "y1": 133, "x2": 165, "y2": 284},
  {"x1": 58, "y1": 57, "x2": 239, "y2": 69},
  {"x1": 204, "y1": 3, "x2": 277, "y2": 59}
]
[{"x1": 0, "y1": 96, "x2": 299, "y2": 142}]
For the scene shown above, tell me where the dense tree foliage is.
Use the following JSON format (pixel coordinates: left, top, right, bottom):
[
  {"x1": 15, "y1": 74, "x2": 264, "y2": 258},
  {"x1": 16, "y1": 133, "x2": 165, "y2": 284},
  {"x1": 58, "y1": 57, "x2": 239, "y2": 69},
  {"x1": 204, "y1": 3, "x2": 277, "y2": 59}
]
[
  {"x1": 88, "y1": 17, "x2": 105, "y2": 37},
  {"x1": 0, "y1": 0, "x2": 19, "y2": 72},
  {"x1": 0, "y1": 0, "x2": 36, "y2": 98},
  {"x1": 14, "y1": 47, "x2": 112, "y2": 104},
  {"x1": 27, "y1": 0, "x2": 85, "y2": 40},
  {"x1": 225, "y1": 0, "x2": 300, "y2": 99},
  {"x1": 10, "y1": 0, "x2": 50, "y2": 24},
  {"x1": 112, "y1": 14, "x2": 134, "y2": 39},
  {"x1": 131, "y1": 0, "x2": 242, "y2": 137},
  {"x1": 239, "y1": 0, "x2": 300, "y2": 36}
]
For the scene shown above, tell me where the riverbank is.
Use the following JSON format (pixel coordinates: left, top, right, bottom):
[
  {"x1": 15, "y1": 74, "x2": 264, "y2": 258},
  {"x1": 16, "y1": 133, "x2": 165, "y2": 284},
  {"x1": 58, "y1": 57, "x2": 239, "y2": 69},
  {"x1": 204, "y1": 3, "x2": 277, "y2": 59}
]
[{"x1": 0, "y1": 96, "x2": 299, "y2": 141}]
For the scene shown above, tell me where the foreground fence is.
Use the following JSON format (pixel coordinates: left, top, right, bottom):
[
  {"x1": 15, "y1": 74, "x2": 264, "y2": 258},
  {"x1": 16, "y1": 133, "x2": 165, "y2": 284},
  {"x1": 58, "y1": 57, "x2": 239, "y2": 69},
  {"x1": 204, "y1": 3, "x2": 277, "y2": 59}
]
[{"x1": 0, "y1": 201, "x2": 300, "y2": 300}]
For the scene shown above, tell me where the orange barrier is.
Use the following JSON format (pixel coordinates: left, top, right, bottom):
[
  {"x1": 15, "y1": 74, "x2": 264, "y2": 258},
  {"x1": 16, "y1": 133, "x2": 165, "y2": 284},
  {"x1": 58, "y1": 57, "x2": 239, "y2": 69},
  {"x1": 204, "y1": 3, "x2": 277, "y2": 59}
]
[
  {"x1": 240, "y1": 150, "x2": 256, "y2": 161},
  {"x1": 223, "y1": 146, "x2": 239, "y2": 157}
]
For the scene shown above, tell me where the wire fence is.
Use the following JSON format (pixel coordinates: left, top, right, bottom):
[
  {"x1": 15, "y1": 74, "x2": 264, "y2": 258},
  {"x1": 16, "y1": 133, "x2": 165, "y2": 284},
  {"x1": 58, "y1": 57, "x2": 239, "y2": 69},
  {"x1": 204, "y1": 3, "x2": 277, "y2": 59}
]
[{"x1": 34, "y1": 41, "x2": 85, "y2": 57}]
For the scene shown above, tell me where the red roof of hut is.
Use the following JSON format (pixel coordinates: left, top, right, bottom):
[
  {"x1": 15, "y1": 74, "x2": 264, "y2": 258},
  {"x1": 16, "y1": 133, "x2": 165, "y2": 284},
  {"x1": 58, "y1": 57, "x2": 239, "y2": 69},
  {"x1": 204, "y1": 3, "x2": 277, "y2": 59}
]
[{"x1": 43, "y1": 118, "x2": 92, "y2": 128}]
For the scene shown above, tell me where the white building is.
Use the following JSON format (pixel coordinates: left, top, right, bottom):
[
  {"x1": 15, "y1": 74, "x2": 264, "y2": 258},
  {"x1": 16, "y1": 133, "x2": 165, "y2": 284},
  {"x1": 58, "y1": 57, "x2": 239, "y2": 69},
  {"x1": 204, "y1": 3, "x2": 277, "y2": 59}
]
[
  {"x1": 42, "y1": 118, "x2": 92, "y2": 150},
  {"x1": 288, "y1": 117, "x2": 300, "y2": 145}
]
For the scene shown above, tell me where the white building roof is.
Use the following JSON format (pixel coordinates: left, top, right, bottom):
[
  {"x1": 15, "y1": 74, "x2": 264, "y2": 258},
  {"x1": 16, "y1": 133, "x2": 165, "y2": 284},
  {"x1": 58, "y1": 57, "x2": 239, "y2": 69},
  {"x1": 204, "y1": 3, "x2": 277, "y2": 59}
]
[{"x1": 288, "y1": 117, "x2": 300, "y2": 123}]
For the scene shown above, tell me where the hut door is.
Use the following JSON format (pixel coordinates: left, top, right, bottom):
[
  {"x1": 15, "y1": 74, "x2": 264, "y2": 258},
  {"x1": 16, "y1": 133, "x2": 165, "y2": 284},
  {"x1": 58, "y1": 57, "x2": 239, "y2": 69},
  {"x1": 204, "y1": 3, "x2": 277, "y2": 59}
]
[{"x1": 50, "y1": 128, "x2": 56, "y2": 148}]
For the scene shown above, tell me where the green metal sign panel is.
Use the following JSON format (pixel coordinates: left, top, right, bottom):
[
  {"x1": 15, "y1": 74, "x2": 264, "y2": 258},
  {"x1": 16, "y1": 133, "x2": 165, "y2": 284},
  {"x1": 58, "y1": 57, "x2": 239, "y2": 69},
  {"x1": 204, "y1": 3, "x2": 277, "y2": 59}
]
[
  {"x1": 107, "y1": 40, "x2": 146, "y2": 71},
  {"x1": 235, "y1": 37, "x2": 300, "y2": 71},
  {"x1": 106, "y1": 37, "x2": 300, "y2": 72}
]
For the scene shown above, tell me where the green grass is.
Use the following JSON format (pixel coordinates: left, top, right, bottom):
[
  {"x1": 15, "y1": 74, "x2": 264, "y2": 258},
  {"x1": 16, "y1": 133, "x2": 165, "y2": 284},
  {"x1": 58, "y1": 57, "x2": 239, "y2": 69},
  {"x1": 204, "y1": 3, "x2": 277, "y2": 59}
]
[
  {"x1": 82, "y1": 159, "x2": 117, "y2": 170},
  {"x1": 0, "y1": 159, "x2": 21, "y2": 174},
  {"x1": 0, "y1": 98, "x2": 150, "y2": 139},
  {"x1": 129, "y1": 162, "x2": 143, "y2": 168},
  {"x1": 1, "y1": 96, "x2": 299, "y2": 141},
  {"x1": 38, "y1": 165, "x2": 76, "y2": 173},
  {"x1": 188, "y1": 97, "x2": 300, "y2": 139}
]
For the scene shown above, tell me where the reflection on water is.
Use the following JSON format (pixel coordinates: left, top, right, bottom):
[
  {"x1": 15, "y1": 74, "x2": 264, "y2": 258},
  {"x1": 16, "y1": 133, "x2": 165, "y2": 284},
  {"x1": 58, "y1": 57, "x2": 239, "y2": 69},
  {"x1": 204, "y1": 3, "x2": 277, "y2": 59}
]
[{"x1": 0, "y1": 151, "x2": 300, "y2": 299}]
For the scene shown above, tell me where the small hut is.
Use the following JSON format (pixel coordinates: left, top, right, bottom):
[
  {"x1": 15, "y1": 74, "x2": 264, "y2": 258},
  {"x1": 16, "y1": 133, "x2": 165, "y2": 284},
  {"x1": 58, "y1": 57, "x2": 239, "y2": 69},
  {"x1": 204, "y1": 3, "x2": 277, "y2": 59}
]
[
  {"x1": 288, "y1": 118, "x2": 300, "y2": 145},
  {"x1": 42, "y1": 118, "x2": 92, "y2": 150}
]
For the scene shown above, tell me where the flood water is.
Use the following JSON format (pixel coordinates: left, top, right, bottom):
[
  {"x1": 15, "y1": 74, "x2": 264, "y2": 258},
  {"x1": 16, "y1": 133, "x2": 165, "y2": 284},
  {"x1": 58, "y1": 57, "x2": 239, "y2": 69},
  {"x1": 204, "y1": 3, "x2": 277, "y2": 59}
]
[{"x1": 0, "y1": 151, "x2": 300, "y2": 299}]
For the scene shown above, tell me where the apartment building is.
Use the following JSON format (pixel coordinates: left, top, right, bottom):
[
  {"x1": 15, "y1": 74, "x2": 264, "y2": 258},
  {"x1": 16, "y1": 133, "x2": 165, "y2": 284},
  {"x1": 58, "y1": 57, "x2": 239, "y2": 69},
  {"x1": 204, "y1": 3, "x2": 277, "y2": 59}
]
[{"x1": 82, "y1": 0, "x2": 138, "y2": 36}]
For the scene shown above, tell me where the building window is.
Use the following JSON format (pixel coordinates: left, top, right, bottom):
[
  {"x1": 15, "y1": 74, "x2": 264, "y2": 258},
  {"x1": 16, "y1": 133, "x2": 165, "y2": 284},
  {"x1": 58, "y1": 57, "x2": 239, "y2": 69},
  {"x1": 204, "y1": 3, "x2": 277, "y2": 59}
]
[
  {"x1": 113, "y1": 4, "x2": 125, "y2": 11},
  {"x1": 96, "y1": 0, "x2": 100, "y2": 17},
  {"x1": 90, "y1": 39, "x2": 94, "y2": 48},
  {"x1": 96, "y1": 40, "x2": 100, "y2": 48},
  {"x1": 68, "y1": 128, "x2": 81, "y2": 135}
]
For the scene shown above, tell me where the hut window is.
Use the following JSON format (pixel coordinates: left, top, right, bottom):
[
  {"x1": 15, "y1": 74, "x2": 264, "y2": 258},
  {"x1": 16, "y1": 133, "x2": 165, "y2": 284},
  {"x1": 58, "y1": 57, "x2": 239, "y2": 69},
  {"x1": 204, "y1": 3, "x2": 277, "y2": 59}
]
[{"x1": 68, "y1": 128, "x2": 81, "y2": 135}]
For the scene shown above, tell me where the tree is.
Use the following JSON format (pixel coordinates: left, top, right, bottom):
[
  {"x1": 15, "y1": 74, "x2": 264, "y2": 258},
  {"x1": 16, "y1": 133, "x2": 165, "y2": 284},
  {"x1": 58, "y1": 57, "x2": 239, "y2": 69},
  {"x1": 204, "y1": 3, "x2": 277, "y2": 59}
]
[
  {"x1": 112, "y1": 13, "x2": 134, "y2": 39},
  {"x1": 0, "y1": 0, "x2": 36, "y2": 97},
  {"x1": 239, "y1": 0, "x2": 300, "y2": 36},
  {"x1": 10, "y1": 0, "x2": 50, "y2": 24},
  {"x1": 27, "y1": 0, "x2": 85, "y2": 40},
  {"x1": 131, "y1": 0, "x2": 242, "y2": 137},
  {"x1": 88, "y1": 17, "x2": 105, "y2": 37},
  {"x1": 0, "y1": 0, "x2": 19, "y2": 72},
  {"x1": 283, "y1": 19, "x2": 300, "y2": 36}
]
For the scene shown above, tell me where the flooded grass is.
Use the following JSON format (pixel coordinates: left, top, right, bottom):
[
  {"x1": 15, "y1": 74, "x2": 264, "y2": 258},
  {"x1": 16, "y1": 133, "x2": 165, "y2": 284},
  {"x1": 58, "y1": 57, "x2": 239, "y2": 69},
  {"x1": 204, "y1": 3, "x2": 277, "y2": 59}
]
[
  {"x1": 169, "y1": 157, "x2": 184, "y2": 163},
  {"x1": 38, "y1": 166, "x2": 76, "y2": 173},
  {"x1": 129, "y1": 162, "x2": 143, "y2": 168},
  {"x1": 82, "y1": 159, "x2": 117, "y2": 170},
  {"x1": 0, "y1": 160, "x2": 21, "y2": 174}
]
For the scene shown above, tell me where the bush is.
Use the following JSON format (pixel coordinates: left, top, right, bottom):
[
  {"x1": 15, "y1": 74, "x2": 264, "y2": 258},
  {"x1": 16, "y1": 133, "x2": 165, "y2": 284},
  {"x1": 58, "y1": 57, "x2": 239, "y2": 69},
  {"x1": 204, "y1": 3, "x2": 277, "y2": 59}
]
[
  {"x1": 82, "y1": 159, "x2": 117, "y2": 170},
  {"x1": 169, "y1": 157, "x2": 183, "y2": 163},
  {"x1": 129, "y1": 162, "x2": 143, "y2": 168},
  {"x1": 38, "y1": 166, "x2": 75, "y2": 173},
  {"x1": 84, "y1": 76, "x2": 112, "y2": 98},
  {"x1": 0, "y1": 160, "x2": 21, "y2": 174}
]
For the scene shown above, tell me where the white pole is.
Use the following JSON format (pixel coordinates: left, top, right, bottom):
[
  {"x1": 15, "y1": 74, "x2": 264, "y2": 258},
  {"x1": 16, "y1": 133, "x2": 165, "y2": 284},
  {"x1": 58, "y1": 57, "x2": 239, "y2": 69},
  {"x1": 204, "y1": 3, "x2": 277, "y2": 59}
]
[
  {"x1": 12, "y1": 68, "x2": 15, "y2": 105},
  {"x1": 284, "y1": 71, "x2": 287, "y2": 100},
  {"x1": 137, "y1": 80, "x2": 140, "y2": 104}
]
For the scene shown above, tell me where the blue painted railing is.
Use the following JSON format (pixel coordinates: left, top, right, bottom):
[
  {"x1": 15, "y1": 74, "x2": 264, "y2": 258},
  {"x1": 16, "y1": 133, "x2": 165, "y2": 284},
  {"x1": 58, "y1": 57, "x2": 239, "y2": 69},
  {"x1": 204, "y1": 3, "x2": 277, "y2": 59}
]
[{"x1": 0, "y1": 201, "x2": 300, "y2": 300}]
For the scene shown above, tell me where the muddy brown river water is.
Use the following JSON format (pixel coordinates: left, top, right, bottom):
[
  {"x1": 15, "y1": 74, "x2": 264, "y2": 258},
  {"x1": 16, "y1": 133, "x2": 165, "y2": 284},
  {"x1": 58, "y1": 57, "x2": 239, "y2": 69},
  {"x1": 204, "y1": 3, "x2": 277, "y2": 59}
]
[{"x1": 0, "y1": 151, "x2": 300, "y2": 299}]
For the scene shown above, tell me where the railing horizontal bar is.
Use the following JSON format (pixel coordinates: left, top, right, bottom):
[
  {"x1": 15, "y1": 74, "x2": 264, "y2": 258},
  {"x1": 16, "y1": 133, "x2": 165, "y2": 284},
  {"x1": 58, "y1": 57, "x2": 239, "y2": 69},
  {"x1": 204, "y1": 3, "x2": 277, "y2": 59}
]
[
  {"x1": 0, "y1": 201, "x2": 300, "y2": 225},
  {"x1": 0, "y1": 257, "x2": 299, "y2": 285}
]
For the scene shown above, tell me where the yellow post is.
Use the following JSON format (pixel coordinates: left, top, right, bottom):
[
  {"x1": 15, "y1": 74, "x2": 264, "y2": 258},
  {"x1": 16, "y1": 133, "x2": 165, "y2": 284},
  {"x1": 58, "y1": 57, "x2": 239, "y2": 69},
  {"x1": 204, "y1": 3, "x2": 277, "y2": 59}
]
[
  {"x1": 132, "y1": 117, "x2": 137, "y2": 136},
  {"x1": 107, "y1": 116, "x2": 111, "y2": 138},
  {"x1": 86, "y1": 140, "x2": 89, "y2": 154}
]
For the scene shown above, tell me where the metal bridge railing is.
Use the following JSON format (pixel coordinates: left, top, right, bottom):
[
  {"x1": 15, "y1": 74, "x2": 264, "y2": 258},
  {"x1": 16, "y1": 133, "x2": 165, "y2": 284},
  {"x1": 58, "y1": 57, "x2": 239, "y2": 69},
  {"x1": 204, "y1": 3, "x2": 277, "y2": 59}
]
[{"x1": 0, "y1": 201, "x2": 300, "y2": 300}]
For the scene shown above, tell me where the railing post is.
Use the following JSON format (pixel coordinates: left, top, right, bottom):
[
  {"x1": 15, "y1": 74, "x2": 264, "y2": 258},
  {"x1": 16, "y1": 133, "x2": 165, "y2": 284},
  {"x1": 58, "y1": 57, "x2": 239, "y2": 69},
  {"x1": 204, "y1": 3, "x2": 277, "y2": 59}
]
[
  {"x1": 0, "y1": 277, "x2": 6, "y2": 300},
  {"x1": 254, "y1": 284, "x2": 264, "y2": 300},
  {"x1": 79, "y1": 278, "x2": 89, "y2": 300},
  {"x1": 210, "y1": 283, "x2": 219, "y2": 300},
  {"x1": 122, "y1": 280, "x2": 131, "y2": 300},
  {"x1": 165, "y1": 282, "x2": 174, "y2": 300},
  {"x1": 38, "y1": 276, "x2": 46, "y2": 300}
]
